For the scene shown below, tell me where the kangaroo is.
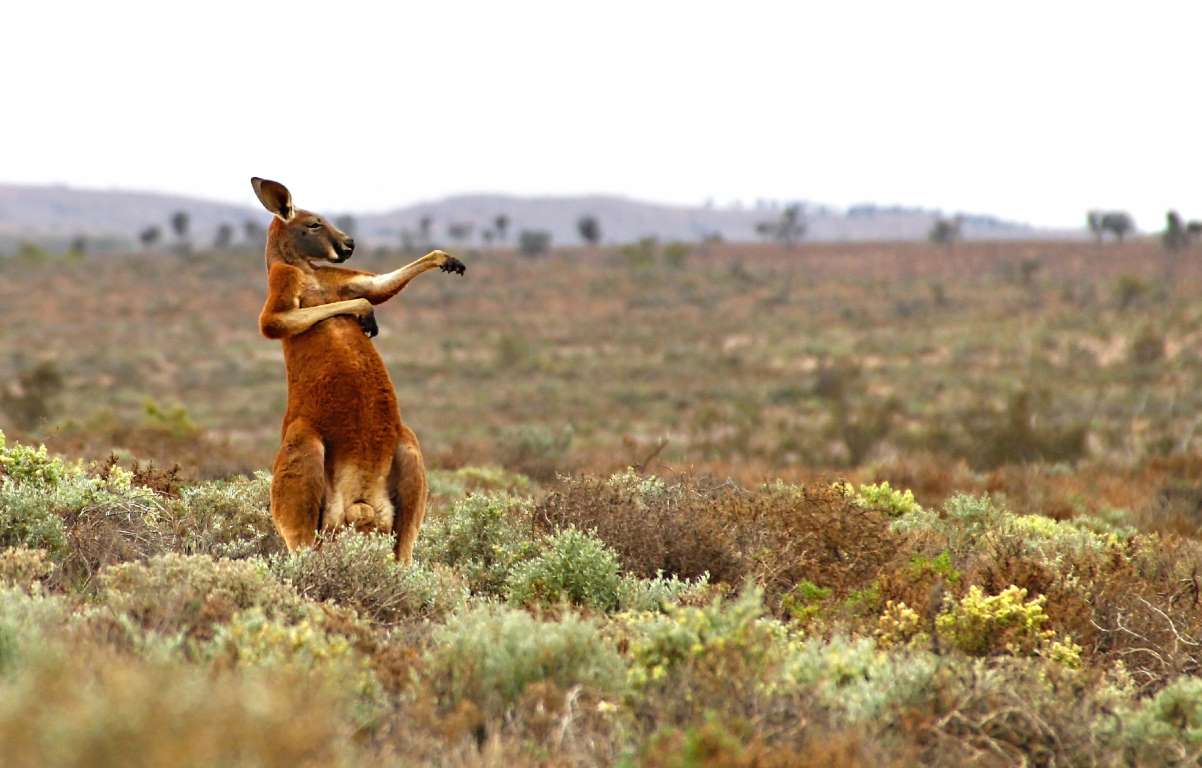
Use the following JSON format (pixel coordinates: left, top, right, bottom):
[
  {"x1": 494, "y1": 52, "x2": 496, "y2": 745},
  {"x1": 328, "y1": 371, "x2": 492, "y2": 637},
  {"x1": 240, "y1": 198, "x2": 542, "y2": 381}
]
[{"x1": 251, "y1": 177, "x2": 465, "y2": 563}]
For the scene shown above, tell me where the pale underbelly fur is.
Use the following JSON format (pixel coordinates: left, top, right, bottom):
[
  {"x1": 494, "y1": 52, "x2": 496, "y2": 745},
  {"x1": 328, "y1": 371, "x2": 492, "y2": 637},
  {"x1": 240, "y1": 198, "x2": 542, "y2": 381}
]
[{"x1": 322, "y1": 461, "x2": 395, "y2": 534}]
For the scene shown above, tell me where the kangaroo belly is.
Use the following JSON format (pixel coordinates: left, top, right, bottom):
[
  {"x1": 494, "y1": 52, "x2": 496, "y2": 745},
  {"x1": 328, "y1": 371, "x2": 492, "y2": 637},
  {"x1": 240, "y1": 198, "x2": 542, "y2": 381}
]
[
  {"x1": 280, "y1": 318, "x2": 402, "y2": 521},
  {"x1": 281, "y1": 318, "x2": 402, "y2": 440}
]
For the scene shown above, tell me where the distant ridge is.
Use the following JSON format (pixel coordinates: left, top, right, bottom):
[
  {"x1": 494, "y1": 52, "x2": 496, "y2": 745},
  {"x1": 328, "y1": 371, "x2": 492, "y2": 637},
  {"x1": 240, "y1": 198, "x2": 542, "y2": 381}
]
[{"x1": 0, "y1": 183, "x2": 1071, "y2": 251}]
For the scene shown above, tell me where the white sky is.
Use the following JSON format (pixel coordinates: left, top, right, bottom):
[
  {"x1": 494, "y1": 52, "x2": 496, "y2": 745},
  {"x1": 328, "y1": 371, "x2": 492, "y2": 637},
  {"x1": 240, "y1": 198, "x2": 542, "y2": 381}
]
[{"x1": 4, "y1": 1, "x2": 1200, "y2": 229}]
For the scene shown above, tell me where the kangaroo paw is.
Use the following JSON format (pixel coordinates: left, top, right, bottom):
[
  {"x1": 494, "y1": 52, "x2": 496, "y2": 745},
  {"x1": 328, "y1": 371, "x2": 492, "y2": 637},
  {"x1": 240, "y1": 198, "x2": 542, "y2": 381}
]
[{"x1": 440, "y1": 256, "x2": 466, "y2": 275}]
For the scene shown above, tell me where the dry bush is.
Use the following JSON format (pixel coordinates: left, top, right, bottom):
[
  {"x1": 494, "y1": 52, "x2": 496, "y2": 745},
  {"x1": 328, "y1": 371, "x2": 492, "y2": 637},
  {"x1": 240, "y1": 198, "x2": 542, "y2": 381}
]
[
  {"x1": 130, "y1": 459, "x2": 183, "y2": 497},
  {"x1": 271, "y1": 531, "x2": 467, "y2": 626},
  {"x1": 0, "y1": 547, "x2": 54, "y2": 590},
  {"x1": 1083, "y1": 536, "x2": 1202, "y2": 694},
  {"x1": 536, "y1": 473, "x2": 739, "y2": 582},
  {"x1": 56, "y1": 487, "x2": 172, "y2": 588},
  {"x1": 96, "y1": 454, "x2": 183, "y2": 498},
  {"x1": 908, "y1": 660, "x2": 1112, "y2": 767},
  {"x1": 159, "y1": 472, "x2": 282, "y2": 560},
  {"x1": 536, "y1": 472, "x2": 898, "y2": 604},
  {"x1": 960, "y1": 390, "x2": 1089, "y2": 470}
]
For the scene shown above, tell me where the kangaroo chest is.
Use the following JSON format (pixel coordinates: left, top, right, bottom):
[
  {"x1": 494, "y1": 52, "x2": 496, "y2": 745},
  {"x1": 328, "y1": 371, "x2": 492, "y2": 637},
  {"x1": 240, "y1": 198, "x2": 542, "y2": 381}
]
[{"x1": 295, "y1": 274, "x2": 336, "y2": 308}]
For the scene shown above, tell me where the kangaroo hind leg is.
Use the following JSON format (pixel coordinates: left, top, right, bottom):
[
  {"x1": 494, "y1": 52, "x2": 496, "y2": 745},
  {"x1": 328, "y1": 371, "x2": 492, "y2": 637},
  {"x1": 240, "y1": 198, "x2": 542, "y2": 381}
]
[
  {"x1": 271, "y1": 421, "x2": 325, "y2": 551},
  {"x1": 389, "y1": 426, "x2": 428, "y2": 565}
]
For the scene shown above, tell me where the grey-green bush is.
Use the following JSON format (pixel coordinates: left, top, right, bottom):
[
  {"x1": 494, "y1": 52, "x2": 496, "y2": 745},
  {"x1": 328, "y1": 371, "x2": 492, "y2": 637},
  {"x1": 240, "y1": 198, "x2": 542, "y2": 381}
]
[
  {"x1": 419, "y1": 493, "x2": 539, "y2": 595},
  {"x1": 270, "y1": 531, "x2": 466, "y2": 624},
  {"x1": 505, "y1": 526, "x2": 622, "y2": 611},
  {"x1": 423, "y1": 603, "x2": 625, "y2": 719}
]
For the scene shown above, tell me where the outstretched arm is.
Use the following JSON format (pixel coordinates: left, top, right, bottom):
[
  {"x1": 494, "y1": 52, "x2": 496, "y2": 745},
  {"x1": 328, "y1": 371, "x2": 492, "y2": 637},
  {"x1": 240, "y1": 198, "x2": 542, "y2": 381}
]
[
  {"x1": 338, "y1": 250, "x2": 466, "y2": 305},
  {"x1": 259, "y1": 265, "x2": 375, "y2": 340}
]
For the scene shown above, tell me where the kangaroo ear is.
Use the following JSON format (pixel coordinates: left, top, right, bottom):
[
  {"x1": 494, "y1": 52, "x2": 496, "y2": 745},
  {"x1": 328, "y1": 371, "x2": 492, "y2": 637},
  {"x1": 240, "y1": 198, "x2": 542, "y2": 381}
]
[{"x1": 251, "y1": 177, "x2": 294, "y2": 221}]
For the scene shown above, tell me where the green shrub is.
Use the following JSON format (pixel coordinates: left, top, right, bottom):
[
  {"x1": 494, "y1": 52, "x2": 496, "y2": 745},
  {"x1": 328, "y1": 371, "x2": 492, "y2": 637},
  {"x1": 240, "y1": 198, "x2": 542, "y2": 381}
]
[
  {"x1": 778, "y1": 635, "x2": 937, "y2": 722},
  {"x1": 423, "y1": 603, "x2": 625, "y2": 719},
  {"x1": 935, "y1": 585, "x2": 1080, "y2": 666},
  {"x1": 908, "y1": 551, "x2": 961, "y2": 584},
  {"x1": 1001, "y1": 513, "x2": 1118, "y2": 562},
  {"x1": 271, "y1": 531, "x2": 466, "y2": 624},
  {"x1": 892, "y1": 493, "x2": 1004, "y2": 557},
  {"x1": 837, "y1": 480, "x2": 922, "y2": 518},
  {"x1": 780, "y1": 579, "x2": 832, "y2": 624},
  {"x1": 210, "y1": 607, "x2": 387, "y2": 726},
  {"x1": 0, "y1": 587, "x2": 70, "y2": 673},
  {"x1": 1124, "y1": 676, "x2": 1202, "y2": 762},
  {"x1": 419, "y1": 492, "x2": 539, "y2": 595},
  {"x1": 0, "y1": 444, "x2": 168, "y2": 579},
  {"x1": 162, "y1": 472, "x2": 279, "y2": 559},
  {"x1": 0, "y1": 437, "x2": 70, "y2": 486},
  {"x1": 621, "y1": 586, "x2": 789, "y2": 690},
  {"x1": 142, "y1": 397, "x2": 199, "y2": 438},
  {"x1": 505, "y1": 526, "x2": 622, "y2": 610},
  {"x1": 99, "y1": 553, "x2": 303, "y2": 643},
  {"x1": 616, "y1": 571, "x2": 712, "y2": 613},
  {"x1": 0, "y1": 478, "x2": 68, "y2": 557}
]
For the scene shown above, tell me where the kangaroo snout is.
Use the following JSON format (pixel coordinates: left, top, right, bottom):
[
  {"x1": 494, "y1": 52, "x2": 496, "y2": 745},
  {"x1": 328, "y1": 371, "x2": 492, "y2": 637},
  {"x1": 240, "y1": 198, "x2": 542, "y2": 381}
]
[{"x1": 334, "y1": 238, "x2": 355, "y2": 261}]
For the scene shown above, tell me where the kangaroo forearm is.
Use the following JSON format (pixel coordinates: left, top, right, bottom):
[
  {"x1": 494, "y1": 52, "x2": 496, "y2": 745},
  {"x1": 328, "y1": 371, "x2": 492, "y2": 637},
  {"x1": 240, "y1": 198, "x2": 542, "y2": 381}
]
[
  {"x1": 260, "y1": 300, "x2": 364, "y2": 339},
  {"x1": 350, "y1": 252, "x2": 442, "y2": 304}
]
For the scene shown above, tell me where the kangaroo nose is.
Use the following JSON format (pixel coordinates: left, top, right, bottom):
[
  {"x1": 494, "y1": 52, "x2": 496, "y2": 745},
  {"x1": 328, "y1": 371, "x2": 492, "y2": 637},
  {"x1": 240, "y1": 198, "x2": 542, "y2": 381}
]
[{"x1": 343, "y1": 238, "x2": 355, "y2": 254}]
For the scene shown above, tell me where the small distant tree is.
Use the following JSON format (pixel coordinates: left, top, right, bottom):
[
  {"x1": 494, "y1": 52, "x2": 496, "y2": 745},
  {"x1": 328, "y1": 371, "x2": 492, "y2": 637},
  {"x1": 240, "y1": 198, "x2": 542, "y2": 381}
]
[
  {"x1": 482, "y1": 229, "x2": 496, "y2": 245},
  {"x1": 139, "y1": 226, "x2": 162, "y2": 249},
  {"x1": 447, "y1": 222, "x2": 473, "y2": 245},
  {"x1": 1164, "y1": 211, "x2": 1189, "y2": 251},
  {"x1": 518, "y1": 229, "x2": 551, "y2": 257},
  {"x1": 756, "y1": 203, "x2": 806, "y2": 247},
  {"x1": 169, "y1": 211, "x2": 190, "y2": 241},
  {"x1": 334, "y1": 214, "x2": 357, "y2": 237},
  {"x1": 1087, "y1": 210, "x2": 1104, "y2": 242},
  {"x1": 68, "y1": 235, "x2": 88, "y2": 256},
  {"x1": 1188, "y1": 221, "x2": 1202, "y2": 240},
  {"x1": 1088, "y1": 210, "x2": 1134, "y2": 243},
  {"x1": 494, "y1": 214, "x2": 510, "y2": 242},
  {"x1": 577, "y1": 215, "x2": 601, "y2": 246},
  {"x1": 418, "y1": 216, "x2": 433, "y2": 243},
  {"x1": 778, "y1": 203, "x2": 806, "y2": 246},
  {"x1": 242, "y1": 219, "x2": 266, "y2": 245},
  {"x1": 929, "y1": 215, "x2": 962, "y2": 245},
  {"x1": 214, "y1": 223, "x2": 234, "y2": 249},
  {"x1": 1101, "y1": 212, "x2": 1134, "y2": 243}
]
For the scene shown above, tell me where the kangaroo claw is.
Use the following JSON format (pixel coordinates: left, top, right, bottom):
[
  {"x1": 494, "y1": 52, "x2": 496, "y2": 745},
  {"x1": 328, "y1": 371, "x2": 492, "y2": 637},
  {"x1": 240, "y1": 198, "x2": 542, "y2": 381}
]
[{"x1": 440, "y1": 256, "x2": 466, "y2": 275}]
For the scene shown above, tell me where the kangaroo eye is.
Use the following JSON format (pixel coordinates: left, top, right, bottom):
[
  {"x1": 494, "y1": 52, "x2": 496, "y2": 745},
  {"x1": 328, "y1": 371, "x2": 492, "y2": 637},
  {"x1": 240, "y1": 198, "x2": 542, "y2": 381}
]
[{"x1": 306, "y1": 222, "x2": 321, "y2": 229}]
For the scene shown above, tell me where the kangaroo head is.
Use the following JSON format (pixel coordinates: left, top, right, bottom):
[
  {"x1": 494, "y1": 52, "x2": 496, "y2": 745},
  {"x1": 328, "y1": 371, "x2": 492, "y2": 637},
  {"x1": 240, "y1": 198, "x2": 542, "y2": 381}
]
[{"x1": 251, "y1": 177, "x2": 355, "y2": 265}]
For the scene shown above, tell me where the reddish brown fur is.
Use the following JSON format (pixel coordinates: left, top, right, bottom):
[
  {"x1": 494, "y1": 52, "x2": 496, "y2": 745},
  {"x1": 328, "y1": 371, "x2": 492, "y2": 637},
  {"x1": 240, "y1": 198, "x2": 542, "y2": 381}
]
[{"x1": 251, "y1": 178, "x2": 463, "y2": 562}]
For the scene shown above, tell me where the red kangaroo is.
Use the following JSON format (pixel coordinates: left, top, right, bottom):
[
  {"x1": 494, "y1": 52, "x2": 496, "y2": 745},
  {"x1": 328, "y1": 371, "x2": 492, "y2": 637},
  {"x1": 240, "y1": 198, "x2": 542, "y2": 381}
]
[{"x1": 251, "y1": 177, "x2": 465, "y2": 563}]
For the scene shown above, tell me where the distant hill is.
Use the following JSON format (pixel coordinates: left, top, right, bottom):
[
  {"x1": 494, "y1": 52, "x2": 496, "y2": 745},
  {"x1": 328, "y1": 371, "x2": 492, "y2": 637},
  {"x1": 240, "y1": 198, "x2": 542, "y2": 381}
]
[
  {"x1": 0, "y1": 183, "x2": 1074, "y2": 252},
  {"x1": 0, "y1": 184, "x2": 256, "y2": 251}
]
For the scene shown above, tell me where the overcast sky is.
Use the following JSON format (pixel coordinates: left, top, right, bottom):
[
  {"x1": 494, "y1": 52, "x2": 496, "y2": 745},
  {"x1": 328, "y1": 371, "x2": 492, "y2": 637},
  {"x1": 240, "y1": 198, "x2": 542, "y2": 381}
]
[{"x1": 4, "y1": 1, "x2": 1200, "y2": 228}]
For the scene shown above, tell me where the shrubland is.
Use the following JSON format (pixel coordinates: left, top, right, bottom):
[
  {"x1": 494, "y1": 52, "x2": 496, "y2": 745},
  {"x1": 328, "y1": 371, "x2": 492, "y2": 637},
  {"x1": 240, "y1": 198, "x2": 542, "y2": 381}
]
[{"x1": 4, "y1": 429, "x2": 1202, "y2": 765}]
